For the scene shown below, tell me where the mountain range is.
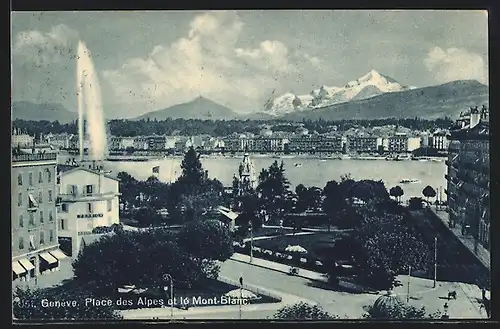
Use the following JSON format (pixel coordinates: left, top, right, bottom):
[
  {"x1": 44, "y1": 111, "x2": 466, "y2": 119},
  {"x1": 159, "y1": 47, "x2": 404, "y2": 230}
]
[
  {"x1": 134, "y1": 96, "x2": 240, "y2": 121},
  {"x1": 12, "y1": 101, "x2": 77, "y2": 123},
  {"x1": 262, "y1": 70, "x2": 416, "y2": 117},
  {"x1": 281, "y1": 79, "x2": 488, "y2": 121},
  {"x1": 11, "y1": 71, "x2": 488, "y2": 123}
]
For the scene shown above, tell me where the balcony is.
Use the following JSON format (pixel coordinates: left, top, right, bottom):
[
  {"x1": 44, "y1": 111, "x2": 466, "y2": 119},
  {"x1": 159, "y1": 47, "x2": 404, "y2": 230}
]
[
  {"x1": 58, "y1": 191, "x2": 120, "y2": 202},
  {"x1": 12, "y1": 153, "x2": 57, "y2": 163}
]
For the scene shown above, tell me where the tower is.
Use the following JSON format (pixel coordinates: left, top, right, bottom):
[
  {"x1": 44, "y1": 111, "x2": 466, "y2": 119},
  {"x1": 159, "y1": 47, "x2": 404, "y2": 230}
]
[{"x1": 236, "y1": 152, "x2": 257, "y2": 196}]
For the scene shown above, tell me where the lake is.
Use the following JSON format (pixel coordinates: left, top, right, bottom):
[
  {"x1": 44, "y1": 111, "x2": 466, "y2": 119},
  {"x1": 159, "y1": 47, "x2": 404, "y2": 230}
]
[{"x1": 65, "y1": 155, "x2": 448, "y2": 202}]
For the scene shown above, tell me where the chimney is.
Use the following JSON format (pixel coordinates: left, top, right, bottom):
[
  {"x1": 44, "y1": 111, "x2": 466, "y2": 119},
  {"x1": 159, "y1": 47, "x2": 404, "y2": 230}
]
[{"x1": 469, "y1": 106, "x2": 480, "y2": 128}]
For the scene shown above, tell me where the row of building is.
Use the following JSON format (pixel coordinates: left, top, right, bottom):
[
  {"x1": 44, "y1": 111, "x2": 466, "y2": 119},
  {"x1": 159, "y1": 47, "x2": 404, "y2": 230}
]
[
  {"x1": 33, "y1": 130, "x2": 450, "y2": 154},
  {"x1": 444, "y1": 106, "x2": 490, "y2": 251},
  {"x1": 11, "y1": 153, "x2": 120, "y2": 284}
]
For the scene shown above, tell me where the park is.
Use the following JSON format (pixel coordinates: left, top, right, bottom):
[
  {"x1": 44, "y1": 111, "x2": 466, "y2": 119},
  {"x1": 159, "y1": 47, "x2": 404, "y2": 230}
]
[{"x1": 13, "y1": 147, "x2": 490, "y2": 320}]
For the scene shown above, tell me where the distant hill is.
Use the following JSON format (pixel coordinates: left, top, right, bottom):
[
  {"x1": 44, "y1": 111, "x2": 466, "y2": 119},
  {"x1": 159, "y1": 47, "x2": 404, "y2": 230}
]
[
  {"x1": 135, "y1": 96, "x2": 240, "y2": 120},
  {"x1": 12, "y1": 101, "x2": 77, "y2": 123},
  {"x1": 282, "y1": 80, "x2": 489, "y2": 121}
]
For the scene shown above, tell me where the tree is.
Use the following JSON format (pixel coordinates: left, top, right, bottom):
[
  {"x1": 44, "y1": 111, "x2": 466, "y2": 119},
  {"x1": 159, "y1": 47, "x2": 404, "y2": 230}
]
[
  {"x1": 237, "y1": 190, "x2": 262, "y2": 230},
  {"x1": 274, "y1": 302, "x2": 338, "y2": 320},
  {"x1": 353, "y1": 212, "x2": 430, "y2": 290},
  {"x1": 323, "y1": 180, "x2": 344, "y2": 231},
  {"x1": 422, "y1": 185, "x2": 437, "y2": 205},
  {"x1": 132, "y1": 206, "x2": 161, "y2": 227},
  {"x1": 117, "y1": 171, "x2": 139, "y2": 212},
  {"x1": 177, "y1": 219, "x2": 234, "y2": 262},
  {"x1": 177, "y1": 146, "x2": 205, "y2": 195},
  {"x1": 72, "y1": 229, "x2": 209, "y2": 292},
  {"x1": 294, "y1": 184, "x2": 309, "y2": 213},
  {"x1": 408, "y1": 197, "x2": 424, "y2": 210},
  {"x1": 13, "y1": 285, "x2": 122, "y2": 320},
  {"x1": 257, "y1": 161, "x2": 290, "y2": 223},
  {"x1": 389, "y1": 185, "x2": 404, "y2": 204}
]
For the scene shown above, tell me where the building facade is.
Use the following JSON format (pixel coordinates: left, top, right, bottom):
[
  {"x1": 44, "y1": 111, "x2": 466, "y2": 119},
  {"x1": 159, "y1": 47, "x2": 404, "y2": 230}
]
[
  {"x1": 57, "y1": 163, "x2": 120, "y2": 257},
  {"x1": 445, "y1": 106, "x2": 489, "y2": 251},
  {"x1": 346, "y1": 136, "x2": 379, "y2": 152},
  {"x1": 430, "y1": 131, "x2": 450, "y2": 150},
  {"x1": 387, "y1": 134, "x2": 409, "y2": 153},
  {"x1": 12, "y1": 153, "x2": 66, "y2": 283},
  {"x1": 288, "y1": 135, "x2": 343, "y2": 153},
  {"x1": 12, "y1": 131, "x2": 35, "y2": 148}
]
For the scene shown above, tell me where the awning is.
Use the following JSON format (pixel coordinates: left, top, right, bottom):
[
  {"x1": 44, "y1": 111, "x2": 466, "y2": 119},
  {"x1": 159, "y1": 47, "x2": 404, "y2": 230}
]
[
  {"x1": 12, "y1": 261, "x2": 26, "y2": 275},
  {"x1": 18, "y1": 259, "x2": 35, "y2": 271},
  {"x1": 28, "y1": 194, "x2": 39, "y2": 207},
  {"x1": 49, "y1": 249, "x2": 67, "y2": 260},
  {"x1": 39, "y1": 252, "x2": 58, "y2": 264}
]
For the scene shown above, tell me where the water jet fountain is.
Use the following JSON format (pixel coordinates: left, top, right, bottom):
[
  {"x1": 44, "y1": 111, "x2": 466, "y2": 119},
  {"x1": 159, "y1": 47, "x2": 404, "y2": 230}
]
[{"x1": 76, "y1": 41, "x2": 108, "y2": 170}]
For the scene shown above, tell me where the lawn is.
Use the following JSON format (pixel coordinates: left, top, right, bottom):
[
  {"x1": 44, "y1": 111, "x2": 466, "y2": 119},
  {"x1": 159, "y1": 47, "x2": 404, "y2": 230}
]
[
  {"x1": 112, "y1": 279, "x2": 281, "y2": 310},
  {"x1": 253, "y1": 232, "x2": 347, "y2": 254},
  {"x1": 239, "y1": 226, "x2": 298, "y2": 239}
]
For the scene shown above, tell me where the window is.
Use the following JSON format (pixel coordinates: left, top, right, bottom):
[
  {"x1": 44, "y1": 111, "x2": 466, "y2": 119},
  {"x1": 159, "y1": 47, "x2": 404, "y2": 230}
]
[
  {"x1": 40, "y1": 231, "x2": 45, "y2": 245},
  {"x1": 29, "y1": 212, "x2": 35, "y2": 226},
  {"x1": 19, "y1": 237, "x2": 24, "y2": 250},
  {"x1": 61, "y1": 203, "x2": 68, "y2": 212},
  {"x1": 49, "y1": 211, "x2": 53, "y2": 222},
  {"x1": 60, "y1": 219, "x2": 65, "y2": 231},
  {"x1": 87, "y1": 203, "x2": 93, "y2": 213},
  {"x1": 47, "y1": 170, "x2": 52, "y2": 183},
  {"x1": 107, "y1": 200, "x2": 112, "y2": 212},
  {"x1": 86, "y1": 185, "x2": 93, "y2": 195},
  {"x1": 49, "y1": 229, "x2": 54, "y2": 242},
  {"x1": 28, "y1": 194, "x2": 38, "y2": 208},
  {"x1": 18, "y1": 193, "x2": 22, "y2": 206},
  {"x1": 48, "y1": 190, "x2": 53, "y2": 202},
  {"x1": 28, "y1": 173, "x2": 33, "y2": 186},
  {"x1": 40, "y1": 211, "x2": 44, "y2": 223},
  {"x1": 39, "y1": 171, "x2": 43, "y2": 183},
  {"x1": 68, "y1": 185, "x2": 77, "y2": 195},
  {"x1": 18, "y1": 174, "x2": 22, "y2": 186},
  {"x1": 19, "y1": 215, "x2": 23, "y2": 228},
  {"x1": 38, "y1": 191, "x2": 43, "y2": 204}
]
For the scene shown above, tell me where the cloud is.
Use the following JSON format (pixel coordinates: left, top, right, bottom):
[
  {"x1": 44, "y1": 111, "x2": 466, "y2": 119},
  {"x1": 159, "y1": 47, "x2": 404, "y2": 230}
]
[
  {"x1": 12, "y1": 24, "x2": 79, "y2": 68},
  {"x1": 12, "y1": 24, "x2": 80, "y2": 106},
  {"x1": 103, "y1": 11, "x2": 323, "y2": 112},
  {"x1": 424, "y1": 46, "x2": 488, "y2": 85}
]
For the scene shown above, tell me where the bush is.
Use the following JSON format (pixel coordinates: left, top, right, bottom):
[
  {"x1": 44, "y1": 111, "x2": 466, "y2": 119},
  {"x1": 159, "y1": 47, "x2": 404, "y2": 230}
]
[{"x1": 408, "y1": 197, "x2": 424, "y2": 210}]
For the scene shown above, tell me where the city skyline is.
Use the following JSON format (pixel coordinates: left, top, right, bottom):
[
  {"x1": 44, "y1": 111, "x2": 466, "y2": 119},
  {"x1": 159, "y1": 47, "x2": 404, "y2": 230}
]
[{"x1": 12, "y1": 10, "x2": 488, "y2": 118}]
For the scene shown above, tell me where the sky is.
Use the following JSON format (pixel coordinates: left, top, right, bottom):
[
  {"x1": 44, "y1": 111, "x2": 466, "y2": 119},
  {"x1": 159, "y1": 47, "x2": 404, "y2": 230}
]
[{"x1": 11, "y1": 10, "x2": 489, "y2": 118}]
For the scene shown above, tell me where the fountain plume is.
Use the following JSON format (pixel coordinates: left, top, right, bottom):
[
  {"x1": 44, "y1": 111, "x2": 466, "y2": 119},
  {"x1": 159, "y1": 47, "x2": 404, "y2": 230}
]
[{"x1": 76, "y1": 41, "x2": 108, "y2": 161}]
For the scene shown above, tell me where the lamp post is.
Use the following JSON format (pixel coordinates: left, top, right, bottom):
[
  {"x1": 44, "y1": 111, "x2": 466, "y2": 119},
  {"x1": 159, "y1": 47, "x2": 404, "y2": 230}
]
[
  {"x1": 406, "y1": 265, "x2": 411, "y2": 302},
  {"x1": 239, "y1": 276, "x2": 243, "y2": 320},
  {"x1": 433, "y1": 237, "x2": 438, "y2": 288},
  {"x1": 163, "y1": 274, "x2": 174, "y2": 320},
  {"x1": 249, "y1": 221, "x2": 253, "y2": 263}
]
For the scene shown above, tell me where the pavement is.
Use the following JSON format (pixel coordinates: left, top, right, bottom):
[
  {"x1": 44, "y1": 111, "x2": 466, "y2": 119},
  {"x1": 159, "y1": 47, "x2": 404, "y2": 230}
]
[{"x1": 430, "y1": 209, "x2": 490, "y2": 270}]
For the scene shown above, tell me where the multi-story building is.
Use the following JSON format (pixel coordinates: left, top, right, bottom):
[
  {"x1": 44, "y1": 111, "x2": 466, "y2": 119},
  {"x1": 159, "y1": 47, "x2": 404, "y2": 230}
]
[
  {"x1": 11, "y1": 129, "x2": 35, "y2": 148},
  {"x1": 147, "y1": 135, "x2": 166, "y2": 151},
  {"x1": 346, "y1": 136, "x2": 379, "y2": 153},
  {"x1": 387, "y1": 133, "x2": 409, "y2": 153},
  {"x1": 46, "y1": 133, "x2": 73, "y2": 149},
  {"x1": 121, "y1": 137, "x2": 135, "y2": 150},
  {"x1": 288, "y1": 135, "x2": 343, "y2": 153},
  {"x1": 407, "y1": 137, "x2": 422, "y2": 152},
  {"x1": 109, "y1": 136, "x2": 123, "y2": 151},
  {"x1": 254, "y1": 137, "x2": 286, "y2": 152},
  {"x1": 445, "y1": 106, "x2": 489, "y2": 251},
  {"x1": 12, "y1": 153, "x2": 66, "y2": 283},
  {"x1": 133, "y1": 136, "x2": 148, "y2": 150},
  {"x1": 223, "y1": 136, "x2": 255, "y2": 152},
  {"x1": 57, "y1": 161, "x2": 120, "y2": 257},
  {"x1": 430, "y1": 131, "x2": 450, "y2": 150}
]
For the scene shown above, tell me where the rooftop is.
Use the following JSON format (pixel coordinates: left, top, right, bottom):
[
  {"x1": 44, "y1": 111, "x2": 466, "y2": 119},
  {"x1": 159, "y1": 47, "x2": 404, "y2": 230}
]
[{"x1": 12, "y1": 153, "x2": 57, "y2": 163}]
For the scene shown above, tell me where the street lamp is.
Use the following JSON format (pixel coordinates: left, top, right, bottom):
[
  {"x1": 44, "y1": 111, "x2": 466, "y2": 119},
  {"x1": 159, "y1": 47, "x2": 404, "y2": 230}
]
[
  {"x1": 163, "y1": 274, "x2": 174, "y2": 320},
  {"x1": 239, "y1": 276, "x2": 243, "y2": 320},
  {"x1": 433, "y1": 237, "x2": 438, "y2": 288},
  {"x1": 249, "y1": 221, "x2": 253, "y2": 263}
]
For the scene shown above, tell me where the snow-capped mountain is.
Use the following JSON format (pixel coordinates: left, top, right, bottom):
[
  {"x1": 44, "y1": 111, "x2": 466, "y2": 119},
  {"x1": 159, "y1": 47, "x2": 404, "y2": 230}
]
[{"x1": 263, "y1": 70, "x2": 412, "y2": 116}]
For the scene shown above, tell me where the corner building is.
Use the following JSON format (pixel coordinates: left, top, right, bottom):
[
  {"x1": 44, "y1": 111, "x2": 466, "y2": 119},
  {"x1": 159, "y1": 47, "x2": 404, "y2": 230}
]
[{"x1": 12, "y1": 153, "x2": 67, "y2": 283}]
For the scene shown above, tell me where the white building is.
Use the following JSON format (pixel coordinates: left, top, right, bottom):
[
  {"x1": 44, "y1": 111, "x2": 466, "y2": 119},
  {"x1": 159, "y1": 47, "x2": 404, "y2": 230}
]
[
  {"x1": 121, "y1": 137, "x2": 135, "y2": 149},
  {"x1": 407, "y1": 137, "x2": 422, "y2": 152},
  {"x1": 56, "y1": 162, "x2": 120, "y2": 257},
  {"x1": 12, "y1": 129, "x2": 35, "y2": 148}
]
